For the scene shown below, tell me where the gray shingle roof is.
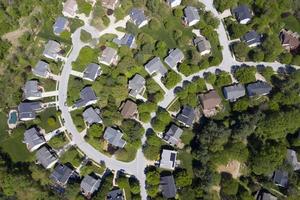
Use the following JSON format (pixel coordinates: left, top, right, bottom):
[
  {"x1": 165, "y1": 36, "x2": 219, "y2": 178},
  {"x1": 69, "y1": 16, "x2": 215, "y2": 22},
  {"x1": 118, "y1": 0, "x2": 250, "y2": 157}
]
[
  {"x1": 233, "y1": 5, "x2": 252, "y2": 23},
  {"x1": 223, "y1": 84, "x2": 245, "y2": 101},
  {"x1": 160, "y1": 175, "x2": 177, "y2": 199},
  {"x1": 184, "y1": 6, "x2": 200, "y2": 26},
  {"x1": 241, "y1": 30, "x2": 262, "y2": 46},
  {"x1": 33, "y1": 61, "x2": 50, "y2": 78},
  {"x1": 273, "y1": 170, "x2": 288, "y2": 188},
  {"x1": 246, "y1": 81, "x2": 272, "y2": 97},
  {"x1": 113, "y1": 34, "x2": 135, "y2": 48},
  {"x1": 193, "y1": 36, "x2": 211, "y2": 54},
  {"x1": 53, "y1": 17, "x2": 69, "y2": 35},
  {"x1": 43, "y1": 40, "x2": 60, "y2": 60},
  {"x1": 160, "y1": 149, "x2": 177, "y2": 170},
  {"x1": 145, "y1": 57, "x2": 168, "y2": 76},
  {"x1": 107, "y1": 189, "x2": 124, "y2": 200},
  {"x1": 50, "y1": 164, "x2": 73, "y2": 186},
  {"x1": 82, "y1": 107, "x2": 102, "y2": 125},
  {"x1": 286, "y1": 149, "x2": 300, "y2": 171},
  {"x1": 164, "y1": 124, "x2": 183, "y2": 146},
  {"x1": 129, "y1": 8, "x2": 148, "y2": 28},
  {"x1": 75, "y1": 87, "x2": 97, "y2": 108},
  {"x1": 83, "y1": 63, "x2": 101, "y2": 81},
  {"x1": 103, "y1": 127, "x2": 126, "y2": 148},
  {"x1": 99, "y1": 47, "x2": 118, "y2": 66},
  {"x1": 23, "y1": 127, "x2": 45, "y2": 151},
  {"x1": 80, "y1": 175, "x2": 101, "y2": 196},
  {"x1": 36, "y1": 146, "x2": 58, "y2": 169},
  {"x1": 164, "y1": 48, "x2": 184, "y2": 69},
  {"x1": 23, "y1": 80, "x2": 42, "y2": 100},
  {"x1": 176, "y1": 106, "x2": 195, "y2": 127},
  {"x1": 128, "y1": 74, "x2": 145, "y2": 97},
  {"x1": 18, "y1": 102, "x2": 42, "y2": 120}
]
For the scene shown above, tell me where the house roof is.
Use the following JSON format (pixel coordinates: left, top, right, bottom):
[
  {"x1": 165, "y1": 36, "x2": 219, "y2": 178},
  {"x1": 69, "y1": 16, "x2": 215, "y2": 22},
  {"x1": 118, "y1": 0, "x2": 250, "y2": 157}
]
[
  {"x1": 223, "y1": 84, "x2": 245, "y2": 101},
  {"x1": 160, "y1": 149, "x2": 177, "y2": 170},
  {"x1": 36, "y1": 146, "x2": 58, "y2": 169},
  {"x1": 99, "y1": 47, "x2": 118, "y2": 65},
  {"x1": 63, "y1": 0, "x2": 77, "y2": 16},
  {"x1": 83, "y1": 63, "x2": 101, "y2": 81},
  {"x1": 145, "y1": 57, "x2": 168, "y2": 76},
  {"x1": 164, "y1": 124, "x2": 183, "y2": 146},
  {"x1": 193, "y1": 36, "x2": 211, "y2": 53},
  {"x1": 113, "y1": 33, "x2": 135, "y2": 48},
  {"x1": 273, "y1": 170, "x2": 288, "y2": 188},
  {"x1": 18, "y1": 102, "x2": 42, "y2": 120},
  {"x1": 107, "y1": 189, "x2": 124, "y2": 200},
  {"x1": 184, "y1": 6, "x2": 200, "y2": 24},
  {"x1": 160, "y1": 175, "x2": 177, "y2": 199},
  {"x1": 120, "y1": 100, "x2": 138, "y2": 119},
  {"x1": 200, "y1": 90, "x2": 222, "y2": 110},
  {"x1": 242, "y1": 30, "x2": 262, "y2": 46},
  {"x1": 286, "y1": 149, "x2": 300, "y2": 171},
  {"x1": 280, "y1": 29, "x2": 300, "y2": 51},
  {"x1": 33, "y1": 61, "x2": 50, "y2": 78},
  {"x1": 75, "y1": 87, "x2": 97, "y2": 108},
  {"x1": 23, "y1": 80, "x2": 42, "y2": 100},
  {"x1": 260, "y1": 192, "x2": 278, "y2": 200},
  {"x1": 246, "y1": 81, "x2": 272, "y2": 97},
  {"x1": 102, "y1": 0, "x2": 119, "y2": 10},
  {"x1": 176, "y1": 106, "x2": 195, "y2": 127},
  {"x1": 129, "y1": 8, "x2": 147, "y2": 27},
  {"x1": 81, "y1": 175, "x2": 101, "y2": 196},
  {"x1": 53, "y1": 17, "x2": 69, "y2": 35},
  {"x1": 82, "y1": 107, "x2": 102, "y2": 125},
  {"x1": 103, "y1": 127, "x2": 126, "y2": 148},
  {"x1": 164, "y1": 48, "x2": 184, "y2": 69},
  {"x1": 128, "y1": 74, "x2": 145, "y2": 97},
  {"x1": 167, "y1": 0, "x2": 181, "y2": 5},
  {"x1": 50, "y1": 164, "x2": 73, "y2": 186},
  {"x1": 233, "y1": 5, "x2": 252, "y2": 22},
  {"x1": 23, "y1": 127, "x2": 45, "y2": 151},
  {"x1": 43, "y1": 40, "x2": 60, "y2": 59}
]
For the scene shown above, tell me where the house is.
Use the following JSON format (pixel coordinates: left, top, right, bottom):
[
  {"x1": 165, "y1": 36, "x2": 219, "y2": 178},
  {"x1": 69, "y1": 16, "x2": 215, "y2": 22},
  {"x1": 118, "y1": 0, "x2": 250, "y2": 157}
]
[
  {"x1": 82, "y1": 107, "x2": 102, "y2": 126},
  {"x1": 53, "y1": 17, "x2": 69, "y2": 35},
  {"x1": 23, "y1": 127, "x2": 45, "y2": 152},
  {"x1": 22, "y1": 80, "x2": 42, "y2": 100},
  {"x1": 246, "y1": 81, "x2": 272, "y2": 97},
  {"x1": 184, "y1": 6, "x2": 200, "y2": 26},
  {"x1": 176, "y1": 106, "x2": 195, "y2": 127},
  {"x1": 113, "y1": 33, "x2": 136, "y2": 48},
  {"x1": 18, "y1": 102, "x2": 42, "y2": 121},
  {"x1": 286, "y1": 149, "x2": 300, "y2": 171},
  {"x1": 102, "y1": 0, "x2": 119, "y2": 10},
  {"x1": 223, "y1": 84, "x2": 245, "y2": 102},
  {"x1": 145, "y1": 57, "x2": 168, "y2": 76},
  {"x1": 167, "y1": 0, "x2": 182, "y2": 8},
  {"x1": 164, "y1": 48, "x2": 184, "y2": 69},
  {"x1": 241, "y1": 30, "x2": 262, "y2": 47},
  {"x1": 232, "y1": 5, "x2": 252, "y2": 24},
  {"x1": 103, "y1": 127, "x2": 126, "y2": 148},
  {"x1": 80, "y1": 175, "x2": 101, "y2": 198},
  {"x1": 159, "y1": 149, "x2": 177, "y2": 170},
  {"x1": 62, "y1": 0, "x2": 78, "y2": 18},
  {"x1": 120, "y1": 100, "x2": 138, "y2": 119},
  {"x1": 193, "y1": 36, "x2": 211, "y2": 56},
  {"x1": 160, "y1": 175, "x2": 177, "y2": 199},
  {"x1": 43, "y1": 40, "x2": 61, "y2": 60},
  {"x1": 273, "y1": 170, "x2": 288, "y2": 188},
  {"x1": 49, "y1": 164, "x2": 74, "y2": 187},
  {"x1": 106, "y1": 189, "x2": 125, "y2": 200},
  {"x1": 279, "y1": 29, "x2": 300, "y2": 53},
  {"x1": 36, "y1": 146, "x2": 58, "y2": 169},
  {"x1": 32, "y1": 61, "x2": 50, "y2": 78},
  {"x1": 75, "y1": 87, "x2": 97, "y2": 108},
  {"x1": 163, "y1": 124, "x2": 183, "y2": 146},
  {"x1": 200, "y1": 90, "x2": 222, "y2": 117},
  {"x1": 128, "y1": 74, "x2": 146, "y2": 98},
  {"x1": 257, "y1": 192, "x2": 277, "y2": 200},
  {"x1": 99, "y1": 47, "x2": 118, "y2": 66},
  {"x1": 83, "y1": 63, "x2": 101, "y2": 81},
  {"x1": 129, "y1": 8, "x2": 148, "y2": 28}
]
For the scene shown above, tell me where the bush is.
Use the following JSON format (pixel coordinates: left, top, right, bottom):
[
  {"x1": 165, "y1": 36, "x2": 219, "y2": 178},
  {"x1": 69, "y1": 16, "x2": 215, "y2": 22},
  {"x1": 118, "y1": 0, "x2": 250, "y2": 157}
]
[
  {"x1": 215, "y1": 71, "x2": 232, "y2": 87},
  {"x1": 234, "y1": 66, "x2": 256, "y2": 84},
  {"x1": 47, "y1": 116, "x2": 57, "y2": 127},
  {"x1": 162, "y1": 71, "x2": 182, "y2": 89},
  {"x1": 80, "y1": 29, "x2": 92, "y2": 43}
]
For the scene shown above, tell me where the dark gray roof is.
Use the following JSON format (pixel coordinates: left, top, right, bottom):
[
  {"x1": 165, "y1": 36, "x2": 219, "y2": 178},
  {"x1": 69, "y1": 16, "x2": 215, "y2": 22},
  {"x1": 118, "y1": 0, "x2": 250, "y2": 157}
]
[
  {"x1": 103, "y1": 127, "x2": 126, "y2": 148},
  {"x1": 113, "y1": 34, "x2": 135, "y2": 48},
  {"x1": 259, "y1": 192, "x2": 277, "y2": 200},
  {"x1": 18, "y1": 102, "x2": 42, "y2": 120},
  {"x1": 23, "y1": 127, "x2": 45, "y2": 151},
  {"x1": 128, "y1": 74, "x2": 145, "y2": 97},
  {"x1": 36, "y1": 146, "x2": 58, "y2": 169},
  {"x1": 53, "y1": 17, "x2": 68, "y2": 35},
  {"x1": 145, "y1": 57, "x2": 168, "y2": 76},
  {"x1": 107, "y1": 189, "x2": 124, "y2": 200},
  {"x1": 164, "y1": 124, "x2": 183, "y2": 146},
  {"x1": 176, "y1": 106, "x2": 195, "y2": 127},
  {"x1": 82, "y1": 107, "x2": 102, "y2": 125},
  {"x1": 129, "y1": 8, "x2": 147, "y2": 27},
  {"x1": 242, "y1": 30, "x2": 262, "y2": 46},
  {"x1": 75, "y1": 87, "x2": 97, "y2": 108},
  {"x1": 273, "y1": 170, "x2": 288, "y2": 188},
  {"x1": 286, "y1": 149, "x2": 300, "y2": 171},
  {"x1": 33, "y1": 61, "x2": 50, "y2": 78},
  {"x1": 193, "y1": 36, "x2": 211, "y2": 53},
  {"x1": 160, "y1": 149, "x2": 177, "y2": 170},
  {"x1": 223, "y1": 84, "x2": 245, "y2": 101},
  {"x1": 83, "y1": 63, "x2": 101, "y2": 81},
  {"x1": 184, "y1": 6, "x2": 200, "y2": 25},
  {"x1": 23, "y1": 80, "x2": 42, "y2": 100},
  {"x1": 50, "y1": 164, "x2": 73, "y2": 186},
  {"x1": 81, "y1": 175, "x2": 101, "y2": 196},
  {"x1": 43, "y1": 40, "x2": 60, "y2": 59},
  {"x1": 233, "y1": 5, "x2": 252, "y2": 22},
  {"x1": 164, "y1": 48, "x2": 184, "y2": 69},
  {"x1": 160, "y1": 175, "x2": 177, "y2": 199},
  {"x1": 246, "y1": 81, "x2": 272, "y2": 97}
]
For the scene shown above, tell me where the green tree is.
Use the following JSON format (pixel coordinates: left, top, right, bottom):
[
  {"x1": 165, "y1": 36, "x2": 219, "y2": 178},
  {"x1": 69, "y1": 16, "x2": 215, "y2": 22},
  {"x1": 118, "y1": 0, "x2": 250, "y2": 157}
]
[
  {"x1": 232, "y1": 42, "x2": 250, "y2": 61},
  {"x1": 175, "y1": 170, "x2": 193, "y2": 188},
  {"x1": 234, "y1": 66, "x2": 256, "y2": 84}
]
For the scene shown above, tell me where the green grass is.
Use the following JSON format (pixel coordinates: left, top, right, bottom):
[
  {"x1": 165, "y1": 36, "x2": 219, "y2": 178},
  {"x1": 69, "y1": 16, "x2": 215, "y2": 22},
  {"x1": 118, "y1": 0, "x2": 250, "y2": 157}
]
[
  {"x1": 48, "y1": 133, "x2": 68, "y2": 149},
  {"x1": 80, "y1": 162, "x2": 105, "y2": 176},
  {"x1": 72, "y1": 46, "x2": 99, "y2": 71},
  {"x1": 67, "y1": 76, "x2": 84, "y2": 106},
  {"x1": 36, "y1": 108, "x2": 60, "y2": 132},
  {"x1": 69, "y1": 18, "x2": 84, "y2": 33},
  {"x1": 27, "y1": 73, "x2": 57, "y2": 91},
  {"x1": 76, "y1": 0, "x2": 93, "y2": 16},
  {"x1": 70, "y1": 109, "x2": 85, "y2": 132},
  {"x1": 0, "y1": 111, "x2": 8, "y2": 140},
  {"x1": 60, "y1": 146, "x2": 83, "y2": 167},
  {"x1": 115, "y1": 144, "x2": 137, "y2": 162},
  {"x1": 117, "y1": 176, "x2": 132, "y2": 200},
  {"x1": 177, "y1": 150, "x2": 194, "y2": 177},
  {"x1": 281, "y1": 15, "x2": 300, "y2": 33},
  {"x1": 38, "y1": 21, "x2": 72, "y2": 45}
]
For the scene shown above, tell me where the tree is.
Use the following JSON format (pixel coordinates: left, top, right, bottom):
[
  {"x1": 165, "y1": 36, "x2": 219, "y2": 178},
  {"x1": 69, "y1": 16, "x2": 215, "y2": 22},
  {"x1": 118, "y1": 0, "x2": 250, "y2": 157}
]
[
  {"x1": 80, "y1": 29, "x2": 92, "y2": 43},
  {"x1": 121, "y1": 119, "x2": 144, "y2": 147},
  {"x1": 47, "y1": 116, "x2": 57, "y2": 127},
  {"x1": 262, "y1": 34, "x2": 283, "y2": 61},
  {"x1": 278, "y1": 52, "x2": 293, "y2": 64},
  {"x1": 146, "y1": 169, "x2": 160, "y2": 185},
  {"x1": 88, "y1": 124, "x2": 103, "y2": 138},
  {"x1": 204, "y1": 72, "x2": 216, "y2": 84},
  {"x1": 215, "y1": 71, "x2": 232, "y2": 87},
  {"x1": 173, "y1": 8, "x2": 183, "y2": 17},
  {"x1": 232, "y1": 98, "x2": 249, "y2": 112},
  {"x1": 249, "y1": 49, "x2": 265, "y2": 62},
  {"x1": 220, "y1": 174, "x2": 239, "y2": 196},
  {"x1": 175, "y1": 170, "x2": 193, "y2": 188},
  {"x1": 162, "y1": 71, "x2": 182, "y2": 89},
  {"x1": 228, "y1": 23, "x2": 249, "y2": 39},
  {"x1": 234, "y1": 66, "x2": 256, "y2": 84},
  {"x1": 213, "y1": 0, "x2": 238, "y2": 12},
  {"x1": 232, "y1": 42, "x2": 250, "y2": 61}
]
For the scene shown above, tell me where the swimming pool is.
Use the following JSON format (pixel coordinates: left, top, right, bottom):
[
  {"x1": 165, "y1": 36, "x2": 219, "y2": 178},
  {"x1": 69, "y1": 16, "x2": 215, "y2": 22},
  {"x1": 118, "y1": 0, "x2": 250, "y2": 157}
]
[{"x1": 8, "y1": 111, "x2": 18, "y2": 124}]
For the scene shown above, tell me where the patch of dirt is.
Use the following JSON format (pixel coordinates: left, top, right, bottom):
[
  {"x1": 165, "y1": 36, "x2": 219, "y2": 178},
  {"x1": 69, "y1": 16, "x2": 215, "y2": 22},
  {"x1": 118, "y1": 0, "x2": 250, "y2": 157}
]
[
  {"x1": 217, "y1": 160, "x2": 241, "y2": 179},
  {"x1": 2, "y1": 28, "x2": 28, "y2": 47}
]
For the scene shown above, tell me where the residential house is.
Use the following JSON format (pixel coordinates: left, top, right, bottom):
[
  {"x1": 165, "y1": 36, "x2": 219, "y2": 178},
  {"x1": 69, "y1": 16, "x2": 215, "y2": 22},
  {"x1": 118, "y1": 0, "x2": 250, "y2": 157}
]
[
  {"x1": 32, "y1": 61, "x2": 50, "y2": 78},
  {"x1": 82, "y1": 107, "x2": 102, "y2": 126},
  {"x1": 99, "y1": 47, "x2": 118, "y2": 66},
  {"x1": 83, "y1": 63, "x2": 101, "y2": 81},
  {"x1": 286, "y1": 149, "x2": 300, "y2": 171},
  {"x1": 164, "y1": 48, "x2": 184, "y2": 69},
  {"x1": 163, "y1": 124, "x2": 183, "y2": 146},
  {"x1": 232, "y1": 5, "x2": 252, "y2": 24},
  {"x1": 176, "y1": 106, "x2": 195, "y2": 127},
  {"x1": 43, "y1": 40, "x2": 61, "y2": 60},
  {"x1": 36, "y1": 146, "x2": 58, "y2": 169},
  {"x1": 103, "y1": 127, "x2": 126, "y2": 148},
  {"x1": 246, "y1": 81, "x2": 272, "y2": 97},
  {"x1": 129, "y1": 8, "x2": 148, "y2": 28},
  {"x1": 23, "y1": 127, "x2": 46, "y2": 152},
  {"x1": 102, "y1": 0, "x2": 119, "y2": 10},
  {"x1": 160, "y1": 175, "x2": 177, "y2": 199},
  {"x1": 113, "y1": 33, "x2": 136, "y2": 48},
  {"x1": 80, "y1": 175, "x2": 101, "y2": 198},
  {"x1": 223, "y1": 84, "x2": 245, "y2": 102},
  {"x1": 241, "y1": 30, "x2": 262, "y2": 47},
  {"x1": 167, "y1": 0, "x2": 182, "y2": 8},
  {"x1": 159, "y1": 149, "x2": 177, "y2": 170},
  {"x1": 53, "y1": 17, "x2": 69, "y2": 35},
  {"x1": 273, "y1": 170, "x2": 288, "y2": 188},
  {"x1": 75, "y1": 87, "x2": 97, "y2": 108},
  {"x1": 145, "y1": 57, "x2": 168, "y2": 76},
  {"x1": 279, "y1": 29, "x2": 300, "y2": 53},
  {"x1": 128, "y1": 74, "x2": 146, "y2": 98},
  {"x1": 193, "y1": 36, "x2": 211, "y2": 56},
  {"x1": 18, "y1": 102, "x2": 42, "y2": 121},
  {"x1": 199, "y1": 90, "x2": 222, "y2": 117},
  {"x1": 22, "y1": 80, "x2": 43, "y2": 100},
  {"x1": 120, "y1": 100, "x2": 138, "y2": 119},
  {"x1": 62, "y1": 0, "x2": 78, "y2": 18},
  {"x1": 50, "y1": 164, "x2": 74, "y2": 187},
  {"x1": 106, "y1": 189, "x2": 125, "y2": 200},
  {"x1": 257, "y1": 192, "x2": 277, "y2": 200},
  {"x1": 184, "y1": 6, "x2": 200, "y2": 26}
]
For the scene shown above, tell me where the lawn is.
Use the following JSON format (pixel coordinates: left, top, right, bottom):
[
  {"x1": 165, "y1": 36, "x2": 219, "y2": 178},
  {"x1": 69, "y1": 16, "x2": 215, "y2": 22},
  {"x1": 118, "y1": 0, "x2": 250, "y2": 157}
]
[
  {"x1": 70, "y1": 109, "x2": 86, "y2": 132},
  {"x1": 36, "y1": 107, "x2": 60, "y2": 133},
  {"x1": 80, "y1": 161, "x2": 105, "y2": 176},
  {"x1": 0, "y1": 111, "x2": 8, "y2": 140},
  {"x1": 115, "y1": 144, "x2": 137, "y2": 162},
  {"x1": 72, "y1": 46, "x2": 99, "y2": 71},
  {"x1": 281, "y1": 15, "x2": 300, "y2": 33},
  {"x1": 48, "y1": 133, "x2": 68, "y2": 149},
  {"x1": 177, "y1": 150, "x2": 194, "y2": 177},
  {"x1": 76, "y1": 0, "x2": 93, "y2": 16},
  {"x1": 27, "y1": 73, "x2": 57, "y2": 91},
  {"x1": 69, "y1": 18, "x2": 84, "y2": 33},
  {"x1": 60, "y1": 146, "x2": 83, "y2": 167}
]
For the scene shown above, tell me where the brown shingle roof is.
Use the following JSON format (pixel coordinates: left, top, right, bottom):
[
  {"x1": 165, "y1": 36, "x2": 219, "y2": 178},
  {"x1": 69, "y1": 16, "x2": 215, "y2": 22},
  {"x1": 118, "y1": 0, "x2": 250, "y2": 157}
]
[
  {"x1": 280, "y1": 30, "x2": 300, "y2": 52},
  {"x1": 200, "y1": 90, "x2": 222, "y2": 110},
  {"x1": 120, "y1": 100, "x2": 138, "y2": 119}
]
